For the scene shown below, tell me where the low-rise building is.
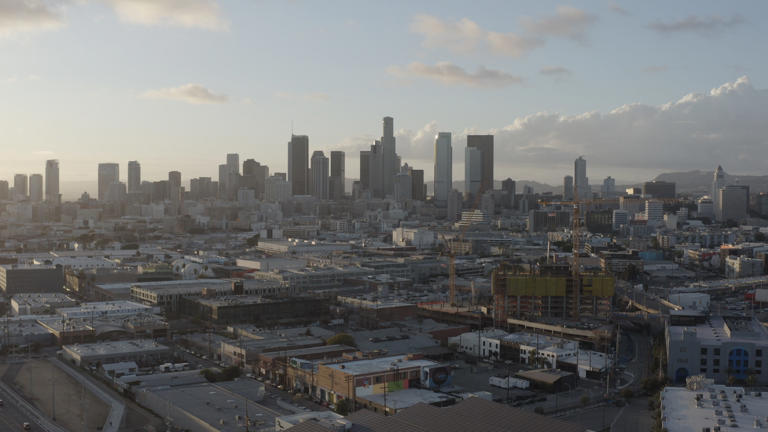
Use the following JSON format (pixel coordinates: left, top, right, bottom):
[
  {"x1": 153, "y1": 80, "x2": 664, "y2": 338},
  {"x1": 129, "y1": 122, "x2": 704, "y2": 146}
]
[
  {"x1": 0, "y1": 264, "x2": 64, "y2": 295},
  {"x1": 62, "y1": 339, "x2": 172, "y2": 367},
  {"x1": 11, "y1": 293, "x2": 77, "y2": 315}
]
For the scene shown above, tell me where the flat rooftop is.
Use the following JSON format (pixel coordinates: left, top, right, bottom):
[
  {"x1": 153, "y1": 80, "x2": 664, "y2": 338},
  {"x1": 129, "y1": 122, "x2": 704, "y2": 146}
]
[
  {"x1": 64, "y1": 339, "x2": 169, "y2": 357},
  {"x1": 668, "y1": 316, "x2": 768, "y2": 345},
  {"x1": 359, "y1": 388, "x2": 455, "y2": 410},
  {"x1": 662, "y1": 385, "x2": 768, "y2": 431},
  {"x1": 327, "y1": 354, "x2": 436, "y2": 375}
]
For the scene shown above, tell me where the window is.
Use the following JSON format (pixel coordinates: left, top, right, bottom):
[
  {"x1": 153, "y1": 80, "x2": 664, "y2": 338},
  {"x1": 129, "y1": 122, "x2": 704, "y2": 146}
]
[
  {"x1": 713, "y1": 368, "x2": 720, "y2": 373},
  {"x1": 714, "y1": 348, "x2": 721, "y2": 356},
  {"x1": 701, "y1": 359, "x2": 707, "y2": 366},
  {"x1": 758, "y1": 349, "x2": 763, "y2": 357},
  {"x1": 757, "y1": 360, "x2": 762, "y2": 368},
  {"x1": 713, "y1": 359, "x2": 720, "y2": 366},
  {"x1": 701, "y1": 348, "x2": 708, "y2": 355},
  {"x1": 700, "y1": 368, "x2": 707, "y2": 373}
]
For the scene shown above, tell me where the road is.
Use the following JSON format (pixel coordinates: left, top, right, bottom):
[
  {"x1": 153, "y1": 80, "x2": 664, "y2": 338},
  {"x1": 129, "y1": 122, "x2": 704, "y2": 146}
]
[{"x1": 0, "y1": 392, "x2": 41, "y2": 432}]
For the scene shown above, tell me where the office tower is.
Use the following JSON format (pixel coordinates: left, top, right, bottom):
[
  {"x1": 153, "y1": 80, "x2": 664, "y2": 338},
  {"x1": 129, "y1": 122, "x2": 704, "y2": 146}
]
[
  {"x1": 106, "y1": 182, "x2": 127, "y2": 203},
  {"x1": 612, "y1": 210, "x2": 629, "y2": 230},
  {"x1": 265, "y1": 174, "x2": 291, "y2": 203},
  {"x1": 288, "y1": 134, "x2": 309, "y2": 196},
  {"x1": 0, "y1": 180, "x2": 8, "y2": 200},
  {"x1": 712, "y1": 165, "x2": 726, "y2": 217},
  {"x1": 642, "y1": 181, "x2": 675, "y2": 199},
  {"x1": 759, "y1": 193, "x2": 768, "y2": 218},
  {"x1": 127, "y1": 161, "x2": 141, "y2": 193},
  {"x1": 13, "y1": 174, "x2": 28, "y2": 199},
  {"x1": 242, "y1": 159, "x2": 269, "y2": 199},
  {"x1": 644, "y1": 200, "x2": 663, "y2": 222},
  {"x1": 563, "y1": 175, "x2": 574, "y2": 200},
  {"x1": 151, "y1": 180, "x2": 168, "y2": 202},
  {"x1": 718, "y1": 185, "x2": 749, "y2": 223},
  {"x1": 464, "y1": 146, "x2": 482, "y2": 198},
  {"x1": 410, "y1": 168, "x2": 425, "y2": 201},
  {"x1": 394, "y1": 165, "x2": 413, "y2": 202},
  {"x1": 466, "y1": 135, "x2": 494, "y2": 195},
  {"x1": 225, "y1": 153, "x2": 240, "y2": 199},
  {"x1": 602, "y1": 176, "x2": 616, "y2": 199},
  {"x1": 218, "y1": 164, "x2": 227, "y2": 198},
  {"x1": 45, "y1": 159, "x2": 60, "y2": 204},
  {"x1": 98, "y1": 163, "x2": 119, "y2": 201},
  {"x1": 381, "y1": 116, "x2": 399, "y2": 196},
  {"x1": 310, "y1": 150, "x2": 329, "y2": 199},
  {"x1": 328, "y1": 151, "x2": 345, "y2": 201},
  {"x1": 574, "y1": 156, "x2": 589, "y2": 200},
  {"x1": 697, "y1": 197, "x2": 714, "y2": 219},
  {"x1": 29, "y1": 174, "x2": 43, "y2": 202},
  {"x1": 501, "y1": 178, "x2": 516, "y2": 209},
  {"x1": 168, "y1": 171, "x2": 182, "y2": 205},
  {"x1": 434, "y1": 132, "x2": 452, "y2": 202},
  {"x1": 359, "y1": 150, "x2": 371, "y2": 191}
]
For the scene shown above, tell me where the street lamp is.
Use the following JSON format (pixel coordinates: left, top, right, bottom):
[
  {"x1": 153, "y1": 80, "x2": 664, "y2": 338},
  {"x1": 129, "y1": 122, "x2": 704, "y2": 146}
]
[{"x1": 504, "y1": 360, "x2": 512, "y2": 403}]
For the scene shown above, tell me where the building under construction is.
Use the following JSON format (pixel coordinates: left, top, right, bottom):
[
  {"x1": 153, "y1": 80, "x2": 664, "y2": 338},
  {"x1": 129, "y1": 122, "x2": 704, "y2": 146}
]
[{"x1": 493, "y1": 263, "x2": 614, "y2": 322}]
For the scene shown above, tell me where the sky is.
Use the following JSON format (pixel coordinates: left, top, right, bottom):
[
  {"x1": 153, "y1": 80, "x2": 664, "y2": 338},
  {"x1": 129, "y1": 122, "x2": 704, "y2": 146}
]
[{"x1": 1, "y1": 0, "x2": 767, "y2": 198}]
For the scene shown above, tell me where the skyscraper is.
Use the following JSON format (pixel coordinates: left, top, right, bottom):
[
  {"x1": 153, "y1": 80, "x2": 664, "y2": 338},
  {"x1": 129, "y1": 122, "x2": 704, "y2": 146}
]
[
  {"x1": 127, "y1": 161, "x2": 141, "y2": 193},
  {"x1": 218, "y1": 164, "x2": 227, "y2": 198},
  {"x1": 394, "y1": 165, "x2": 413, "y2": 203},
  {"x1": 43, "y1": 160, "x2": 59, "y2": 204},
  {"x1": 288, "y1": 134, "x2": 309, "y2": 196},
  {"x1": 98, "y1": 163, "x2": 119, "y2": 201},
  {"x1": 381, "y1": 116, "x2": 399, "y2": 196},
  {"x1": 642, "y1": 181, "x2": 675, "y2": 199},
  {"x1": 718, "y1": 185, "x2": 749, "y2": 223},
  {"x1": 574, "y1": 156, "x2": 589, "y2": 200},
  {"x1": 310, "y1": 150, "x2": 329, "y2": 199},
  {"x1": 0, "y1": 181, "x2": 8, "y2": 200},
  {"x1": 712, "y1": 165, "x2": 726, "y2": 219},
  {"x1": 168, "y1": 171, "x2": 182, "y2": 206},
  {"x1": 329, "y1": 150, "x2": 345, "y2": 200},
  {"x1": 466, "y1": 135, "x2": 494, "y2": 195},
  {"x1": 434, "y1": 132, "x2": 452, "y2": 202},
  {"x1": 242, "y1": 159, "x2": 269, "y2": 199},
  {"x1": 602, "y1": 176, "x2": 616, "y2": 199},
  {"x1": 465, "y1": 146, "x2": 482, "y2": 198},
  {"x1": 563, "y1": 175, "x2": 574, "y2": 200},
  {"x1": 29, "y1": 174, "x2": 43, "y2": 202},
  {"x1": 359, "y1": 150, "x2": 371, "y2": 192},
  {"x1": 410, "y1": 168, "x2": 425, "y2": 201},
  {"x1": 225, "y1": 153, "x2": 240, "y2": 199},
  {"x1": 13, "y1": 174, "x2": 28, "y2": 199}
]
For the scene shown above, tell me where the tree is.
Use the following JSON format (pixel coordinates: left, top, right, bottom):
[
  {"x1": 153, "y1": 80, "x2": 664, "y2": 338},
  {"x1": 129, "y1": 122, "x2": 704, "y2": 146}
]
[
  {"x1": 335, "y1": 398, "x2": 352, "y2": 415},
  {"x1": 246, "y1": 234, "x2": 260, "y2": 247},
  {"x1": 326, "y1": 333, "x2": 357, "y2": 347}
]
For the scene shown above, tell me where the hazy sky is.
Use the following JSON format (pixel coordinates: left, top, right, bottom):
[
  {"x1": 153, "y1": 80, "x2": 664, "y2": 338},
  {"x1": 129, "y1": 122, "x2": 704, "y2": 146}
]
[{"x1": 1, "y1": 0, "x2": 767, "y2": 196}]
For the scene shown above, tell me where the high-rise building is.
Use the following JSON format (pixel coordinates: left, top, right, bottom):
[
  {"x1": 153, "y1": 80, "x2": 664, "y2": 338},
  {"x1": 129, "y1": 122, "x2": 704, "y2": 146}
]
[
  {"x1": 381, "y1": 116, "x2": 399, "y2": 196},
  {"x1": 602, "y1": 176, "x2": 616, "y2": 199},
  {"x1": 501, "y1": 178, "x2": 516, "y2": 209},
  {"x1": 218, "y1": 164, "x2": 227, "y2": 198},
  {"x1": 642, "y1": 181, "x2": 675, "y2": 199},
  {"x1": 394, "y1": 165, "x2": 413, "y2": 203},
  {"x1": 359, "y1": 150, "x2": 371, "y2": 192},
  {"x1": 410, "y1": 168, "x2": 425, "y2": 201},
  {"x1": 612, "y1": 210, "x2": 629, "y2": 230},
  {"x1": 0, "y1": 180, "x2": 8, "y2": 200},
  {"x1": 712, "y1": 165, "x2": 726, "y2": 219},
  {"x1": 574, "y1": 156, "x2": 589, "y2": 200},
  {"x1": 310, "y1": 150, "x2": 329, "y2": 200},
  {"x1": 466, "y1": 135, "x2": 494, "y2": 195},
  {"x1": 563, "y1": 175, "x2": 574, "y2": 201},
  {"x1": 98, "y1": 163, "x2": 119, "y2": 201},
  {"x1": 644, "y1": 200, "x2": 663, "y2": 222},
  {"x1": 464, "y1": 146, "x2": 482, "y2": 198},
  {"x1": 225, "y1": 153, "x2": 240, "y2": 199},
  {"x1": 29, "y1": 174, "x2": 43, "y2": 202},
  {"x1": 434, "y1": 132, "x2": 452, "y2": 202},
  {"x1": 329, "y1": 151, "x2": 345, "y2": 200},
  {"x1": 718, "y1": 185, "x2": 749, "y2": 223},
  {"x1": 45, "y1": 159, "x2": 60, "y2": 204},
  {"x1": 288, "y1": 135, "x2": 309, "y2": 196},
  {"x1": 265, "y1": 173, "x2": 291, "y2": 203},
  {"x1": 13, "y1": 174, "x2": 28, "y2": 199},
  {"x1": 168, "y1": 171, "x2": 182, "y2": 205},
  {"x1": 242, "y1": 159, "x2": 269, "y2": 199},
  {"x1": 127, "y1": 161, "x2": 141, "y2": 194}
]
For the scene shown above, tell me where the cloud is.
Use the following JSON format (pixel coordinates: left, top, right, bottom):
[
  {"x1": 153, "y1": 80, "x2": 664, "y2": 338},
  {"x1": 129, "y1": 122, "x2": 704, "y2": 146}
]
[
  {"x1": 521, "y1": 6, "x2": 598, "y2": 42},
  {"x1": 387, "y1": 62, "x2": 523, "y2": 87},
  {"x1": 648, "y1": 15, "x2": 743, "y2": 35},
  {"x1": 370, "y1": 76, "x2": 768, "y2": 182},
  {"x1": 102, "y1": 0, "x2": 227, "y2": 30},
  {"x1": 409, "y1": 14, "x2": 542, "y2": 57},
  {"x1": 0, "y1": 0, "x2": 65, "y2": 37},
  {"x1": 141, "y1": 83, "x2": 228, "y2": 104},
  {"x1": 540, "y1": 66, "x2": 571, "y2": 76}
]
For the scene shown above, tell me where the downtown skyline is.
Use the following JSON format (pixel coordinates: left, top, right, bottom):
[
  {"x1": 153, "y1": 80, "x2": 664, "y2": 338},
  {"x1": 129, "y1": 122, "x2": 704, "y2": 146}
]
[{"x1": 1, "y1": 1, "x2": 767, "y2": 191}]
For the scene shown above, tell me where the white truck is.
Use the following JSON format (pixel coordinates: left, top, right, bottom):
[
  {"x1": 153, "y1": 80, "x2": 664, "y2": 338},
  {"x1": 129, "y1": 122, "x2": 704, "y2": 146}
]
[{"x1": 489, "y1": 376, "x2": 530, "y2": 389}]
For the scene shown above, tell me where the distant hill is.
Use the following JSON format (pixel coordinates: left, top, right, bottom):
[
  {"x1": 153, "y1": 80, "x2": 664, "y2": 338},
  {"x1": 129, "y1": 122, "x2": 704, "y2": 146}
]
[{"x1": 654, "y1": 170, "x2": 768, "y2": 194}]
